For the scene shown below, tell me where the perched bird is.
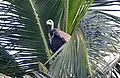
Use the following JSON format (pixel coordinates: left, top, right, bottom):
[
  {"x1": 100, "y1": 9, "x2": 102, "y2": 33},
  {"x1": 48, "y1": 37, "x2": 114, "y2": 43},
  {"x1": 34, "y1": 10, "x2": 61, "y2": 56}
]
[{"x1": 46, "y1": 19, "x2": 71, "y2": 53}]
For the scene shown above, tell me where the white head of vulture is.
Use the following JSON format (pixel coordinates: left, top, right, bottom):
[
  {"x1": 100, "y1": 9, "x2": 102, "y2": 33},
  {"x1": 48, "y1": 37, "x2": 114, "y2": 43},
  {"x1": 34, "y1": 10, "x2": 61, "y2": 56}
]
[{"x1": 46, "y1": 19, "x2": 54, "y2": 30}]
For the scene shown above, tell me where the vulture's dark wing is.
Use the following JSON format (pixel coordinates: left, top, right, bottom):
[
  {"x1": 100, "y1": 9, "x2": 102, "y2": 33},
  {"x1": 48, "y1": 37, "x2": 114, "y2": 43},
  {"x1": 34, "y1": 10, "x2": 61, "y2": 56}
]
[{"x1": 48, "y1": 28, "x2": 71, "y2": 53}]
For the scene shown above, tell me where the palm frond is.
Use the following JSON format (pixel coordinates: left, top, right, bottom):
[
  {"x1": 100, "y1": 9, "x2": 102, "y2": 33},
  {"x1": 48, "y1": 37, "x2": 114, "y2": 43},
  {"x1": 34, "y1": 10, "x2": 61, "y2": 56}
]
[
  {"x1": 0, "y1": 46, "x2": 25, "y2": 77},
  {"x1": 65, "y1": 0, "x2": 93, "y2": 34},
  {"x1": 81, "y1": 8, "x2": 120, "y2": 77},
  {"x1": 49, "y1": 28, "x2": 91, "y2": 78},
  {"x1": 0, "y1": 1, "x2": 48, "y2": 76}
]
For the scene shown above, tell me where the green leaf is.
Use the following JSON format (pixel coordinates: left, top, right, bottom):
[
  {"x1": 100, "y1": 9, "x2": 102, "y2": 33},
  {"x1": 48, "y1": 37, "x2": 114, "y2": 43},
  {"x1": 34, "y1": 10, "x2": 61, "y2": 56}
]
[
  {"x1": 66, "y1": 0, "x2": 93, "y2": 34},
  {"x1": 0, "y1": 1, "x2": 48, "y2": 76},
  {"x1": 80, "y1": 8, "x2": 120, "y2": 77},
  {"x1": 49, "y1": 28, "x2": 91, "y2": 78},
  {"x1": 0, "y1": 46, "x2": 25, "y2": 77}
]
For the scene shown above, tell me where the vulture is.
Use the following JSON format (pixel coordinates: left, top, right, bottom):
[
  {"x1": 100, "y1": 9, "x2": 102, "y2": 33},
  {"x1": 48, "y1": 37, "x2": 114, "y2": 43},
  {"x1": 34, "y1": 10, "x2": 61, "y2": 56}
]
[{"x1": 46, "y1": 19, "x2": 71, "y2": 53}]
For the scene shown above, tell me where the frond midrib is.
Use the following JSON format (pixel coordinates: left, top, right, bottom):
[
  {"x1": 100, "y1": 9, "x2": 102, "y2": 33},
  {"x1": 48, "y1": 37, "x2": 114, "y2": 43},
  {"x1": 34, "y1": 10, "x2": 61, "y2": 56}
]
[{"x1": 29, "y1": 0, "x2": 49, "y2": 56}]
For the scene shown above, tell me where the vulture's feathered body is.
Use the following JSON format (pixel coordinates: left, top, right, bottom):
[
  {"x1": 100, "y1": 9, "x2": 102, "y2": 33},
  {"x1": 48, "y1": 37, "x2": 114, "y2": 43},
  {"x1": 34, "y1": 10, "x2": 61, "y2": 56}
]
[{"x1": 46, "y1": 19, "x2": 71, "y2": 53}]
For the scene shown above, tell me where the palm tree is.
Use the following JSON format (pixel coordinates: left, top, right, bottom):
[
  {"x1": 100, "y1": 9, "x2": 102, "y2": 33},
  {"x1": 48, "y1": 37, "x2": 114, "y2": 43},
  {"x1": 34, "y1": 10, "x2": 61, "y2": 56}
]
[{"x1": 0, "y1": 0, "x2": 120, "y2": 78}]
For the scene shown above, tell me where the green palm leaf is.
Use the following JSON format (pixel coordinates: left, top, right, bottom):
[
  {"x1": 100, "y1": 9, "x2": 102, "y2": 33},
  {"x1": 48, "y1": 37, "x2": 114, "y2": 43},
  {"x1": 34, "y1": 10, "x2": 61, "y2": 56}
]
[
  {"x1": 0, "y1": 46, "x2": 25, "y2": 77},
  {"x1": 49, "y1": 28, "x2": 91, "y2": 78},
  {"x1": 65, "y1": 0, "x2": 93, "y2": 34},
  {"x1": 48, "y1": 1, "x2": 120, "y2": 78},
  {"x1": 0, "y1": 1, "x2": 48, "y2": 77},
  {"x1": 81, "y1": 1, "x2": 120, "y2": 77}
]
